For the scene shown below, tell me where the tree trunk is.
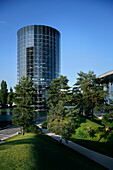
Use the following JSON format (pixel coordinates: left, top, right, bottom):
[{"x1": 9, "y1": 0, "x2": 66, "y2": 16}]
[
  {"x1": 91, "y1": 96, "x2": 94, "y2": 120},
  {"x1": 22, "y1": 112, "x2": 24, "y2": 135},
  {"x1": 91, "y1": 108, "x2": 93, "y2": 120},
  {"x1": 60, "y1": 135, "x2": 62, "y2": 143},
  {"x1": 22, "y1": 126, "x2": 24, "y2": 136},
  {"x1": 60, "y1": 117, "x2": 63, "y2": 143}
]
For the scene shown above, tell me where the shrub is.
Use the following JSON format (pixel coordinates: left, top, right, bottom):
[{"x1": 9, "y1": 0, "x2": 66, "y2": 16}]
[
  {"x1": 75, "y1": 123, "x2": 100, "y2": 139},
  {"x1": 107, "y1": 130, "x2": 113, "y2": 143},
  {"x1": 76, "y1": 123, "x2": 90, "y2": 138},
  {"x1": 25, "y1": 124, "x2": 42, "y2": 134},
  {"x1": 76, "y1": 129, "x2": 87, "y2": 138},
  {"x1": 41, "y1": 121, "x2": 47, "y2": 129}
]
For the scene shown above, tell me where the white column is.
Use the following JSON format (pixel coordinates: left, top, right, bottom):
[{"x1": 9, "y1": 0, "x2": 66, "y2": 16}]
[{"x1": 109, "y1": 81, "x2": 111, "y2": 99}]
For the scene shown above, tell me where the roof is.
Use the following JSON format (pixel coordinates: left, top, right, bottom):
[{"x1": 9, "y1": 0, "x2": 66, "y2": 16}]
[{"x1": 98, "y1": 70, "x2": 113, "y2": 82}]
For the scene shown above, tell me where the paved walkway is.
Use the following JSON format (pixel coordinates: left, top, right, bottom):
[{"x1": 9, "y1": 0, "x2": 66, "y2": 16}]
[
  {"x1": 38, "y1": 125, "x2": 113, "y2": 170},
  {"x1": 1, "y1": 119, "x2": 113, "y2": 169},
  {"x1": 0, "y1": 126, "x2": 20, "y2": 141},
  {"x1": 0, "y1": 116, "x2": 47, "y2": 143}
]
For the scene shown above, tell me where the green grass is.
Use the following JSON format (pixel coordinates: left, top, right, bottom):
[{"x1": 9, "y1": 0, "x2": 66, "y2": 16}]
[
  {"x1": 70, "y1": 137, "x2": 113, "y2": 158},
  {"x1": 71, "y1": 116, "x2": 113, "y2": 158},
  {"x1": 0, "y1": 133, "x2": 105, "y2": 170}
]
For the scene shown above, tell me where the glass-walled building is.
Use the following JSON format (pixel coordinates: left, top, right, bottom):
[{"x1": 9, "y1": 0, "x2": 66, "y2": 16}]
[
  {"x1": 98, "y1": 70, "x2": 113, "y2": 100},
  {"x1": 17, "y1": 25, "x2": 60, "y2": 113}
]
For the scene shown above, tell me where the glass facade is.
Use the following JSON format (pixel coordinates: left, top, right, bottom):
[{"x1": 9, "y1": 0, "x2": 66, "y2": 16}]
[
  {"x1": 105, "y1": 81, "x2": 113, "y2": 100},
  {"x1": 17, "y1": 25, "x2": 60, "y2": 112}
]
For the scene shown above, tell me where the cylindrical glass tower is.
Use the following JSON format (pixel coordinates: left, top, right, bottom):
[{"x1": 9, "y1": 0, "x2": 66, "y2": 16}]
[{"x1": 17, "y1": 25, "x2": 60, "y2": 112}]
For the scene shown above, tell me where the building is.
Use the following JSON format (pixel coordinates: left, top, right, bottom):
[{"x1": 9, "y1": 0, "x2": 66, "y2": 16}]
[
  {"x1": 17, "y1": 25, "x2": 60, "y2": 113},
  {"x1": 98, "y1": 70, "x2": 113, "y2": 100}
]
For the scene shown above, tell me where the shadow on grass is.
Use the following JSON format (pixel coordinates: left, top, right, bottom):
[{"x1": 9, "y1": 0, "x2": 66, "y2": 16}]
[
  {"x1": 0, "y1": 133, "x2": 106, "y2": 170},
  {"x1": 70, "y1": 137, "x2": 113, "y2": 158},
  {"x1": 87, "y1": 115, "x2": 102, "y2": 125},
  {"x1": 75, "y1": 115, "x2": 86, "y2": 128}
]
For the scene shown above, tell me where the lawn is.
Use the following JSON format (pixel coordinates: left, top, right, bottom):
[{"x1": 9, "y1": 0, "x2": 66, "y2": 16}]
[
  {"x1": 71, "y1": 116, "x2": 113, "y2": 158},
  {"x1": 0, "y1": 133, "x2": 105, "y2": 170}
]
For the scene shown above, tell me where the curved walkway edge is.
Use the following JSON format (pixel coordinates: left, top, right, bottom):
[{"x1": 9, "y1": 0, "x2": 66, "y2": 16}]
[{"x1": 38, "y1": 124, "x2": 113, "y2": 170}]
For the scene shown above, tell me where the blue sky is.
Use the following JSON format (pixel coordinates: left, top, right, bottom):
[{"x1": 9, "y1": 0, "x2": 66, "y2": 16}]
[{"x1": 0, "y1": 0, "x2": 113, "y2": 90}]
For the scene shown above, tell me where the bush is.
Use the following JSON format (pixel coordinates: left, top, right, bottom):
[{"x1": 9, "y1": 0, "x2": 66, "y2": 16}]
[
  {"x1": 25, "y1": 124, "x2": 42, "y2": 134},
  {"x1": 107, "y1": 130, "x2": 113, "y2": 143},
  {"x1": 41, "y1": 121, "x2": 47, "y2": 129},
  {"x1": 75, "y1": 123, "x2": 99, "y2": 139},
  {"x1": 76, "y1": 129, "x2": 87, "y2": 138}
]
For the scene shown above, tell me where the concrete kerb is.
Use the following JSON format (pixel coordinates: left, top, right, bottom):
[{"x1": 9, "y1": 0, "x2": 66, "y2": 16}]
[
  {"x1": 0, "y1": 117, "x2": 47, "y2": 144},
  {"x1": 37, "y1": 124, "x2": 113, "y2": 170},
  {"x1": 0, "y1": 132, "x2": 20, "y2": 144}
]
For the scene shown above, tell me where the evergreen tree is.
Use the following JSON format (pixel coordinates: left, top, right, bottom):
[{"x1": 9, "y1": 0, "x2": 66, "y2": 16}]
[
  {"x1": 47, "y1": 75, "x2": 78, "y2": 143},
  {"x1": 73, "y1": 71, "x2": 107, "y2": 118},
  {"x1": 47, "y1": 75, "x2": 71, "y2": 108},
  {"x1": 7, "y1": 87, "x2": 14, "y2": 107},
  {"x1": 0, "y1": 80, "x2": 8, "y2": 107},
  {"x1": 12, "y1": 76, "x2": 36, "y2": 135},
  {"x1": 47, "y1": 101, "x2": 78, "y2": 143},
  {"x1": 102, "y1": 99, "x2": 113, "y2": 130}
]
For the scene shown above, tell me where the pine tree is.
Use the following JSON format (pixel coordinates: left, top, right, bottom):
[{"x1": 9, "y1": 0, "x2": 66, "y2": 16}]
[
  {"x1": 47, "y1": 75, "x2": 78, "y2": 143},
  {"x1": 47, "y1": 75, "x2": 70, "y2": 108},
  {"x1": 0, "y1": 80, "x2": 8, "y2": 107},
  {"x1": 7, "y1": 87, "x2": 14, "y2": 107},
  {"x1": 102, "y1": 99, "x2": 113, "y2": 130},
  {"x1": 12, "y1": 76, "x2": 36, "y2": 135},
  {"x1": 73, "y1": 71, "x2": 107, "y2": 118}
]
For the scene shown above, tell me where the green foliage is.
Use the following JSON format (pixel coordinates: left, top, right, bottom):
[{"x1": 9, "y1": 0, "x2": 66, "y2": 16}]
[
  {"x1": 102, "y1": 99, "x2": 113, "y2": 128},
  {"x1": 12, "y1": 76, "x2": 36, "y2": 135},
  {"x1": 24, "y1": 124, "x2": 42, "y2": 134},
  {"x1": 7, "y1": 87, "x2": 14, "y2": 107},
  {"x1": 73, "y1": 71, "x2": 107, "y2": 117},
  {"x1": 47, "y1": 75, "x2": 77, "y2": 142},
  {"x1": 107, "y1": 130, "x2": 113, "y2": 143},
  {"x1": 72, "y1": 117, "x2": 104, "y2": 141},
  {"x1": 41, "y1": 121, "x2": 47, "y2": 129},
  {"x1": 47, "y1": 75, "x2": 71, "y2": 108},
  {"x1": 14, "y1": 76, "x2": 36, "y2": 107},
  {"x1": 47, "y1": 102, "x2": 79, "y2": 142},
  {"x1": 0, "y1": 133, "x2": 104, "y2": 170},
  {"x1": 75, "y1": 123, "x2": 95, "y2": 138},
  {"x1": 71, "y1": 116, "x2": 113, "y2": 157},
  {"x1": 0, "y1": 80, "x2": 8, "y2": 107}
]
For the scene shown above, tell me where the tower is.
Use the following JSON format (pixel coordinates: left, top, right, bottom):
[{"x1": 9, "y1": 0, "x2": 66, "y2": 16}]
[{"x1": 17, "y1": 25, "x2": 60, "y2": 113}]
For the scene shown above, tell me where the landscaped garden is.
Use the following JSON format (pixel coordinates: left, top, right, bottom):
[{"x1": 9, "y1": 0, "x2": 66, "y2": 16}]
[
  {"x1": 0, "y1": 133, "x2": 105, "y2": 170},
  {"x1": 70, "y1": 115, "x2": 113, "y2": 158},
  {"x1": 0, "y1": 72, "x2": 113, "y2": 169},
  {"x1": 41, "y1": 114, "x2": 113, "y2": 158}
]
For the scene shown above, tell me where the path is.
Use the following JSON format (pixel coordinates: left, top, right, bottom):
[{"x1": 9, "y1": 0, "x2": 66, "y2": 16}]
[
  {"x1": 0, "y1": 116, "x2": 47, "y2": 142},
  {"x1": 38, "y1": 125, "x2": 113, "y2": 170},
  {"x1": 1, "y1": 117, "x2": 113, "y2": 169},
  {"x1": 0, "y1": 126, "x2": 20, "y2": 141}
]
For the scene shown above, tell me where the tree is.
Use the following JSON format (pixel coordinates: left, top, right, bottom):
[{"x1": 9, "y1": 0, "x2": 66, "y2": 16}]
[
  {"x1": 47, "y1": 75, "x2": 79, "y2": 143},
  {"x1": 12, "y1": 76, "x2": 36, "y2": 135},
  {"x1": 0, "y1": 80, "x2": 8, "y2": 107},
  {"x1": 102, "y1": 99, "x2": 113, "y2": 130},
  {"x1": 73, "y1": 71, "x2": 107, "y2": 118},
  {"x1": 47, "y1": 75, "x2": 71, "y2": 108},
  {"x1": 7, "y1": 87, "x2": 14, "y2": 107}
]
